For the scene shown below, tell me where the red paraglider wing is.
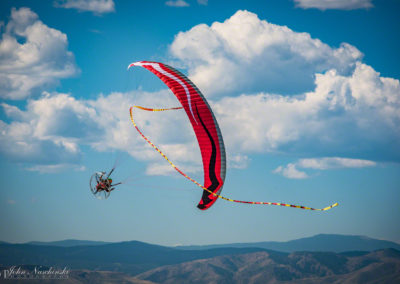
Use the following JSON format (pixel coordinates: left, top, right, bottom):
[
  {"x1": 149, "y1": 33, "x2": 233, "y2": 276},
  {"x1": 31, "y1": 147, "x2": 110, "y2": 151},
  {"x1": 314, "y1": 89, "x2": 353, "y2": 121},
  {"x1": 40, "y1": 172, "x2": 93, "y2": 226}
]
[{"x1": 128, "y1": 61, "x2": 226, "y2": 210}]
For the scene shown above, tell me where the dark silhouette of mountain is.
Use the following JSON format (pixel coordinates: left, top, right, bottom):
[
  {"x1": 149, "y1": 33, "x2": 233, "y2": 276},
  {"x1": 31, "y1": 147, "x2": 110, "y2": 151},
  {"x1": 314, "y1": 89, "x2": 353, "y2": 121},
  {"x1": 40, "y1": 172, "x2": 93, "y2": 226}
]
[
  {"x1": 4, "y1": 250, "x2": 398, "y2": 284},
  {"x1": 0, "y1": 241, "x2": 266, "y2": 275},
  {"x1": 27, "y1": 239, "x2": 111, "y2": 247},
  {"x1": 136, "y1": 249, "x2": 400, "y2": 284},
  {"x1": 1, "y1": 237, "x2": 399, "y2": 283},
  {"x1": 15, "y1": 234, "x2": 400, "y2": 252},
  {"x1": 177, "y1": 234, "x2": 400, "y2": 253}
]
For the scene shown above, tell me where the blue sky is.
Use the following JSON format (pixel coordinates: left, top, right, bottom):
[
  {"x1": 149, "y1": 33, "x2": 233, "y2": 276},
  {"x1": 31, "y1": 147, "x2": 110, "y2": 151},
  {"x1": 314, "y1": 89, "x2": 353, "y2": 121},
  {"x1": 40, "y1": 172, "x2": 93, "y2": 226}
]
[{"x1": 0, "y1": 0, "x2": 399, "y2": 246}]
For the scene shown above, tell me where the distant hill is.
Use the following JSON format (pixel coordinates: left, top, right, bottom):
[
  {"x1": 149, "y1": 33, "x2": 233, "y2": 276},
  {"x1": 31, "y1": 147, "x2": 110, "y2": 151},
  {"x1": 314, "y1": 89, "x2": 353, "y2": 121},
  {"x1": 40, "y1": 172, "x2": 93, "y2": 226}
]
[
  {"x1": 15, "y1": 234, "x2": 400, "y2": 252},
  {"x1": 0, "y1": 241, "x2": 266, "y2": 275},
  {"x1": 3, "y1": 249, "x2": 398, "y2": 283},
  {"x1": 1, "y1": 236, "x2": 400, "y2": 283},
  {"x1": 136, "y1": 249, "x2": 400, "y2": 284},
  {"x1": 27, "y1": 239, "x2": 111, "y2": 247},
  {"x1": 176, "y1": 234, "x2": 400, "y2": 253}
]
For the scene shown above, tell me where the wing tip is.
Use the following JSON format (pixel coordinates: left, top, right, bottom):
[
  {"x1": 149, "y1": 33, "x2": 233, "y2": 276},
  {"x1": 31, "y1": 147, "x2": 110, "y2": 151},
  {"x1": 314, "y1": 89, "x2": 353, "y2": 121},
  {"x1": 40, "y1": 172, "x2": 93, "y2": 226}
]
[{"x1": 197, "y1": 203, "x2": 207, "y2": 210}]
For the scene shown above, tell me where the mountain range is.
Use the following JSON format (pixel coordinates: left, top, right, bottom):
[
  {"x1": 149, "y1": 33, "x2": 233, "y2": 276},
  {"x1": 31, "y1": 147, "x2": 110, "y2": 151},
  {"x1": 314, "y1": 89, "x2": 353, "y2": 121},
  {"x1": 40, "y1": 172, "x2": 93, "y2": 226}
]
[
  {"x1": 136, "y1": 249, "x2": 400, "y2": 284},
  {"x1": 6, "y1": 234, "x2": 399, "y2": 252},
  {"x1": 176, "y1": 234, "x2": 400, "y2": 252},
  {"x1": 1, "y1": 234, "x2": 399, "y2": 283}
]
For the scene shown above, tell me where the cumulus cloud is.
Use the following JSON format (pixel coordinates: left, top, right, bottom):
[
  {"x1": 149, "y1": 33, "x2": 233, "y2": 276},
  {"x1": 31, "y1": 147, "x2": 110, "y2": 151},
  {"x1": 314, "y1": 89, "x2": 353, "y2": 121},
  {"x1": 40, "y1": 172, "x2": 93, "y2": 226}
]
[
  {"x1": 90, "y1": 91, "x2": 203, "y2": 175},
  {"x1": 297, "y1": 157, "x2": 376, "y2": 169},
  {"x1": 165, "y1": 0, "x2": 190, "y2": 7},
  {"x1": 273, "y1": 157, "x2": 376, "y2": 179},
  {"x1": 27, "y1": 164, "x2": 86, "y2": 173},
  {"x1": 0, "y1": 90, "x2": 202, "y2": 174},
  {"x1": 228, "y1": 154, "x2": 250, "y2": 169},
  {"x1": 273, "y1": 163, "x2": 309, "y2": 179},
  {"x1": 170, "y1": 10, "x2": 362, "y2": 97},
  {"x1": 214, "y1": 62, "x2": 400, "y2": 161},
  {"x1": 55, "y1": 0, "x2": 115, "y2": 14},
  {"x1": 146, "y1": 162, "x2": 200, "y2": 176},
  {"x1": 294, "y1": 0, "x2": 373, "y2": 10},
  {"x1": 0, "y1": 92, "x2": 94, "y2": 165},
  {"x1": 0, "y1": 7, "x2": 78, "y2": 100}
]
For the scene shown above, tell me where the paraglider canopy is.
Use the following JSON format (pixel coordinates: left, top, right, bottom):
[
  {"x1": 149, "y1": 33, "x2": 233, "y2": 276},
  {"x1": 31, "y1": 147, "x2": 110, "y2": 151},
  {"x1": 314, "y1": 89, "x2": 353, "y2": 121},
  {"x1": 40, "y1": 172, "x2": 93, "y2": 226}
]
[{"x1": 128, "y1": 61, "x2": 227, "y2": 210}]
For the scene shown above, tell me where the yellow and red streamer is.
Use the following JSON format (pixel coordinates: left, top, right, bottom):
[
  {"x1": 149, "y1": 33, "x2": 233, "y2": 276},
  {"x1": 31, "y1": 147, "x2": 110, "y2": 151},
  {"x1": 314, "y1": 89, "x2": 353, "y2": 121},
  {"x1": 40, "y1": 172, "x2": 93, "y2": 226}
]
[{"x1": 130, "y1": 106, "x2": 338, "y2": 211}]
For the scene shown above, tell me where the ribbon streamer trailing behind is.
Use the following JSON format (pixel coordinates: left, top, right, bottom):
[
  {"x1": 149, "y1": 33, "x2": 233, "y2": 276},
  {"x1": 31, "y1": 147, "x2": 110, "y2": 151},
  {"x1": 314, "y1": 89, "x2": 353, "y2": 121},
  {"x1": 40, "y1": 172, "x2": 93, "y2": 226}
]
[{"x1": 130, "y1": 105, "x2": 338, "y2": 211}]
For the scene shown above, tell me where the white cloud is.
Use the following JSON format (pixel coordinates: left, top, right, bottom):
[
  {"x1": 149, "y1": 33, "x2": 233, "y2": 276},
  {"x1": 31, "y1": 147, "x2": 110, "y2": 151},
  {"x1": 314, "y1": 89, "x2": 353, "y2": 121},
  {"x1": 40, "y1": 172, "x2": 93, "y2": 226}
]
[
  {"x1": 146, "y1": 163, "x2": 175, "y2": 176},
  {"x1": 170, "y1": 10, "x2": 362, "y2": 97},
  {"x1": 166, "y1": 0, "x2": 190, "y2": 7},
  {"x1": 27, "y1": 164, "x2": 86, "y2": 173},
  {"x1": 104, "y1": 91, "x2": 203, "y2": 176},
  {"x1": 55, "y1": 0, "x2": 115, "y2": 14},
  {"x1": 146, "y1": 162, "x2": 199, "y2": 176},
  {"x1": 294, "y1": 0, "x2": 373, "y2": 10},
  {"x1": 0, "y1": 90, "x2": 204, "y2": 175},
  {"x1": 213, "y1": 62, "x2": 400, "y2": 161},
  {"x1": 0, "y1": 92, "x2": 93, "y2": 165},
  {"x1": 274, "y1": 157, "x2": 376, "y2": 179},
  {"x1": 297, "y1": 157, "x2": 376, "y2": 170},
  {"x1": 273, "y1": 163, "x2": 309, "y2": 179},
  {"x1": 197, "y1": 0, "x2": 208, "y2": 5},
  {"x1": 0, "y1": 91, "x2": 124, "y2": 166},
  {"x1": 0, "y1": 8, "x2": 78, "y2": 99},
  {"x1": 228, "y1": 154, "x2": 250, "y2": 169}
]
